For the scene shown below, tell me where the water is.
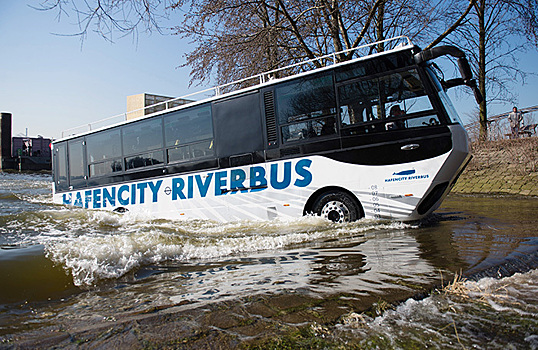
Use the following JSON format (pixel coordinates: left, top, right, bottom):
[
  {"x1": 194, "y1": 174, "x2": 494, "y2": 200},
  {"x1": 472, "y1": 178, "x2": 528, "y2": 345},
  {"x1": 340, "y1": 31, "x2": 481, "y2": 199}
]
[{"x1": 0, "y1": 172, "x2": 536, "y2": 348}]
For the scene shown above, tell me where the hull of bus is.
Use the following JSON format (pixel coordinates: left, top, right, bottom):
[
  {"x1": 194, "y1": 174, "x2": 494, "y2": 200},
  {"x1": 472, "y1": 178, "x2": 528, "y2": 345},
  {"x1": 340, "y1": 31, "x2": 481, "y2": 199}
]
[{"x1": 52, "y1": 125, "x2": 468, "y2": 222}]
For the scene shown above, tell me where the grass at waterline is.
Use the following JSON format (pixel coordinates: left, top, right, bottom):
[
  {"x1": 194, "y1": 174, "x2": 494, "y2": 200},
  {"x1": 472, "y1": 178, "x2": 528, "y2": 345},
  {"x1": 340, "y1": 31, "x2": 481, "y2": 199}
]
[{"x1": 244, "y1": 270, "x2": 537, "y2": 350}]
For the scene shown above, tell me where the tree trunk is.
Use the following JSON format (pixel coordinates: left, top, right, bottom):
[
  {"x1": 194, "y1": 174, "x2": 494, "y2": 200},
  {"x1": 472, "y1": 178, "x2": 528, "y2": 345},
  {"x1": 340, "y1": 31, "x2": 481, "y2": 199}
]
[
  {"x1": 376, "y1": 1, "x2": 386, "y2": 53},
  {"x1": 477, "y1": 0, "x2": 488, "y2": 141}
]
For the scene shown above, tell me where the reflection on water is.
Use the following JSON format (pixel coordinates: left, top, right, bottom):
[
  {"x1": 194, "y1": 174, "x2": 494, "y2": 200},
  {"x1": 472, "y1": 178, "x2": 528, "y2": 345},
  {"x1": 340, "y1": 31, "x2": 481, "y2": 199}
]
[{"x1": 0, "y1": 173, "x2": 537, "y2": 348}]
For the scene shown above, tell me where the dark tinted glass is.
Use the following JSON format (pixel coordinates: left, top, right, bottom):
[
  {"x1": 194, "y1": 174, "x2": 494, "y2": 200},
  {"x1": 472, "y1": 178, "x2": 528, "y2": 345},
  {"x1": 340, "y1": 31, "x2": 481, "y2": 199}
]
[
  {"x1": 122, "y1": 118, "x2": 163, "y2": 155},
  {"x1": 164, "y1": 105, "x2": 213, "y2": 147},
  {"x1": 54, "y1": 142, "x2": 68, "y2": 191},
  {"x1": 89, "y1": 159, "x2": 123, "y2": 177},
  {"x1": 125, "y1": 151, "x2": 164, "y2": 170},
  {"x1": 68, "y1": 138, "x2": 85, "y2": 185},
  {"x1": 338, "y1": 69, "x2": 434, "y2": 134},
  {"x1": 168, "y1": 140, "x2": 214, "y2": 163},
  {"x1": 86, "y1": 128, "x2": 122, "y2": 163},
  {"x1": 335, "y1": 52, "x2": 412, "y2": 82},
  {"x1": 281, "y1": 116, "x2": 336, "y2": 143},
  {"x1": 276, "y1": 73, "x2": 336, "y2": 125}
]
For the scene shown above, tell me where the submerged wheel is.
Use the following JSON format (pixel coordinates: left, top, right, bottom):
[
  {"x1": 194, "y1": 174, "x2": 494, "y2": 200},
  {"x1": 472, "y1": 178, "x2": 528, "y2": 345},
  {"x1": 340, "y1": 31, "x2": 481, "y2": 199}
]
[{"x1": 312, "y1": 191, "x2": 362, "y2": 223}]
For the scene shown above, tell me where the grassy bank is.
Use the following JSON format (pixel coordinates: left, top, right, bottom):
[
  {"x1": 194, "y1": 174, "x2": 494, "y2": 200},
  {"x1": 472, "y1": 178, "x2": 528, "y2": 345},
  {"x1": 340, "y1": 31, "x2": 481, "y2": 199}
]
[{"x1": 451, "y1": 138, "x2": 538, "y2": 196}]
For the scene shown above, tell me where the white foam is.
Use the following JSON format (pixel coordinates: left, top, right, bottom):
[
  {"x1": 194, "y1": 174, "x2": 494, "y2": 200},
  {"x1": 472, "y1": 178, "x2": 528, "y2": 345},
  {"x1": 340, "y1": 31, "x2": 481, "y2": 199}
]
[{"x1": 40, "y1": 213, "x2": 410, "y2": 286}]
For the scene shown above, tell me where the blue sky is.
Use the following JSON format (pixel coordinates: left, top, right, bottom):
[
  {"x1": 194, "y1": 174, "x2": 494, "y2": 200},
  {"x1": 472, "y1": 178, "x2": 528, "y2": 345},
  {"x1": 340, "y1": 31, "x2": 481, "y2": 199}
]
[{"x1": 1, "y1": 2, "x2": 537, "y2": 139}]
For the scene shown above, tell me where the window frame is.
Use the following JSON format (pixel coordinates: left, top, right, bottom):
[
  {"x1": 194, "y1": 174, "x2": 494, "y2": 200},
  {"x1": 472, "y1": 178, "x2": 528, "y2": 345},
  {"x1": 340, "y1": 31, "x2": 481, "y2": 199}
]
[
  {"x1": 86, "y1": 127, "x2": 124, "y2": 178},
  {"x1": 164, "y1": 103, "x2": 215, "y2": 164},
  {"x1": 336, "y1": 66, "x2": 442, "y2": 135},
  {"x1": 275, "y1": 71, "x2": 339, "y2": 144}
]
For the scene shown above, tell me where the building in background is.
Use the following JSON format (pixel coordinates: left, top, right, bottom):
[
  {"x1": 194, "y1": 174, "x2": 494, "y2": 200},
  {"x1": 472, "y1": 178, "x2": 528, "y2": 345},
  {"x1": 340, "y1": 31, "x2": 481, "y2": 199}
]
[
  {"x1": 0, "y1": 112, "x2": 52, "y2": 171},
  {"x1": 126, "y1": 93, "x2": 193, "y2": 120}
]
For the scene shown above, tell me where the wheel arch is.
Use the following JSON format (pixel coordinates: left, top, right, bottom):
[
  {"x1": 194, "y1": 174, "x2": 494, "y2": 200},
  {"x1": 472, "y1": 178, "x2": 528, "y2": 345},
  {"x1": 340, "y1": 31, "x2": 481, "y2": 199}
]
[{"x1": 303, "y1": 186, "x2": 364, "y2": 218}]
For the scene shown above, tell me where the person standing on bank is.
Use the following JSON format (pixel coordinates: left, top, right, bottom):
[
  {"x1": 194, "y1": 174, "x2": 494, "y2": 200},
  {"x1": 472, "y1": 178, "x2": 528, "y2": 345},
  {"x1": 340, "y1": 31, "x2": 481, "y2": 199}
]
[{"x1": 508, "y1": 106, "x2": 524, "y2": 139}]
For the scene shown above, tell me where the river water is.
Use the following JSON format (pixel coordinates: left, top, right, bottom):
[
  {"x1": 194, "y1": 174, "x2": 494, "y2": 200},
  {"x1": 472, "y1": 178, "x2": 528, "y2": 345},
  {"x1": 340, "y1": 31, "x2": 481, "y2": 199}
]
[{"x1": 0, "y1": 172, "x2": 537, "y2": 349}]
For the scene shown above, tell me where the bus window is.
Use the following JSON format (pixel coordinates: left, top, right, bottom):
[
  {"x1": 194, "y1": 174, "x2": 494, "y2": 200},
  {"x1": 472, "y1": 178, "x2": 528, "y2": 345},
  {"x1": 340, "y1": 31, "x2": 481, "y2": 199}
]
[
  {"x1": 191, "y1": 140, "x2": 214, "y2": 158},
  {"x1": 276, "y1": 74, "x2": 335, "y2": 124},
  {"x1": 125, "y1": 151, "x2": 164, "y2": 170},
  {"x1": 164, "y1": 105, "x2": 213, "y2": 147},
  {"x1": 168, "y1": 145, "x2": 189, "y2": 162},
  {"x1": 378, "y1": 71, "x2": 432, "y2": 115},
  {"x1": 54, "y1": 142, "x2": 68, "y2": 191},
  {"x1": 86, "y1": 128, "x2": 123, "y2": 177},
  {"x1": 68, "y1": 138, "x2": 86, "y2": 188},
  {"x1": 167, "y1": 140, "x2": 214, "y2": 163},
  {"x1": 338, "y1": 69, "x2": 434, "y2": 133},
  {"x1": 281, "y1": 116, "x2": 337, "y2": 143},
  {"x1": 426, "y1": 67, "x2": 463, "y2": 125},
  {"x1": 335, "y1": 54, "x2": 411, "y2": 83},
  {"x1": 89, "y1": 160, "x2": 122, "y2": 177},
  {"x1": 165, "y1": 105, "x2": 214, "y2": 163},
  {"x1": 86, "y1": 128, "x2": 121, "y2": 162},
  {"x1": 276, "y1": 73, "x2": 336, "y2": 143},
  {"x1": 122, "y1": 118, "x2": 163, "y2": 156},
  {"x1": 339, "y1": 79, "x2": 378, "y2": 125}
]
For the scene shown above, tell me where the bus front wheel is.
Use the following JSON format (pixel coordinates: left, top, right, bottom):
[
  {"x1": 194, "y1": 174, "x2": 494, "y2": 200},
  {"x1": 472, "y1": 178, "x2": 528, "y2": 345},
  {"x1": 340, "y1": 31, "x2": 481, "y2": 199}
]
[{"x1": 312, "y1": 191, "x2": 361, "y2": 223}]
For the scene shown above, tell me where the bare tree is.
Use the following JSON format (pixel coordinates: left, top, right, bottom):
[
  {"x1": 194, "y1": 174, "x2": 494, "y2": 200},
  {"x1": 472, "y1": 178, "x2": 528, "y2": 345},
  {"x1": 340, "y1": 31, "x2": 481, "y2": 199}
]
[
  {"x1": 35, "y1": 0, "x2": 172, "y2": 42},
  {"x1": 430, "y1": 0, "x2": 538, "y2": 141},
  {"x1": 39, "y1": 0, "x2": 449, "y2": 85},
  {"x1": 39, "y1": 0, "x2": 536, "y2": 130},
  {"x1": 169, "y1": 0, "x2": 393, "y2": 86}
]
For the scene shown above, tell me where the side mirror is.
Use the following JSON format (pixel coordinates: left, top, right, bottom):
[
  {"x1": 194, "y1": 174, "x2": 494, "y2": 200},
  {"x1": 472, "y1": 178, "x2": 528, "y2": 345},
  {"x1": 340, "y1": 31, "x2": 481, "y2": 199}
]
[{"x1": 415, "y1": 46, "x2": 483, "y2": 104}]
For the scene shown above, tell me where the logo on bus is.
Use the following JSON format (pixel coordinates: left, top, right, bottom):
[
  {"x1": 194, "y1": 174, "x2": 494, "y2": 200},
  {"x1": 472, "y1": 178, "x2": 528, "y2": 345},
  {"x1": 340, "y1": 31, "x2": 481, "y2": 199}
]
[
  {"x1": 384, "y1": 169, "x2": 429, "y2": 183},
  {"x1": 61, "y1": 159, "x2": 313, "y2": 209}
]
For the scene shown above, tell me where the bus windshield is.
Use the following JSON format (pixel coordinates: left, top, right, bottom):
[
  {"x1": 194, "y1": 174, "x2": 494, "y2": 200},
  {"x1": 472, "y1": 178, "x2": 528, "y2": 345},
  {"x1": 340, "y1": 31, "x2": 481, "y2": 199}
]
[{"x1": 426, "y1": 66, "x2": 464, "y2": 125}]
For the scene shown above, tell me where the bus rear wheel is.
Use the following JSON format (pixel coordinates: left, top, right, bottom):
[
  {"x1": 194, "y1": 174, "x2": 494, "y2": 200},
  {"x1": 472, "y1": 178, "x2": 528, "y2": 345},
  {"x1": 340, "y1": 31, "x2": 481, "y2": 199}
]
[{"x1": 312, "y1": 191, "x2": 361, "y2": 223}]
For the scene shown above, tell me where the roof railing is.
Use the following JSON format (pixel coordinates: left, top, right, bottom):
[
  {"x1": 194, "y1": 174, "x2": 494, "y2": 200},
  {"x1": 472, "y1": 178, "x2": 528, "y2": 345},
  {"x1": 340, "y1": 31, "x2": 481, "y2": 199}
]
[{"x1": 60, "y1": 36, "x2": 412, "y2": 139}]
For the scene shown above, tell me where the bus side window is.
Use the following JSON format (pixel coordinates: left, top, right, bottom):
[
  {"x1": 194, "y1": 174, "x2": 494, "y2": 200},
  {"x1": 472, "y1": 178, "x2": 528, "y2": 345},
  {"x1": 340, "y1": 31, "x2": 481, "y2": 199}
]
[
  {"x1": 338, "y1": 79, "x2": 379, "y2": 127},
  {"x1": 164, "y1": 104, "x2": 214, "y2": 163},
  {"x1": 122, "y1": 118, "x2": 164, "y2": 156},
  {"x1": 338, "y1": 69, "x2": 436, "y2": 134},
  {"x1": 67, "y1": 138, "x2": 86, "y2": 189},
  {"x1": 276, "y1": 72, "x2": 337, "y2": 143},
  {"x1": 86, "y1": 128, "x2": 123, "y2": 177},
  {"x1": 54, "y1": 142, "x2": 68, "y2": 191}
]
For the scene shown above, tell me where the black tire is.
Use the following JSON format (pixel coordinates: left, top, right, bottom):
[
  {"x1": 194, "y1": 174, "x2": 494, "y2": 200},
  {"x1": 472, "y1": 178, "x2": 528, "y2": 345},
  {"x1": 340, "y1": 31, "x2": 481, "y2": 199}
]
[{"x1": 312, "y1": 191, "x2": 361, "y2": 223}]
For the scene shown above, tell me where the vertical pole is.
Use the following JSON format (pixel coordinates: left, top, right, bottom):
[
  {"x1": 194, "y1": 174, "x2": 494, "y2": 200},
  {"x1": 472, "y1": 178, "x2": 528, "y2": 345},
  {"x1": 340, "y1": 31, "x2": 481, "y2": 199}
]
[{"x1": 0, "y1": 113, "x2": 13, "y2": 171}]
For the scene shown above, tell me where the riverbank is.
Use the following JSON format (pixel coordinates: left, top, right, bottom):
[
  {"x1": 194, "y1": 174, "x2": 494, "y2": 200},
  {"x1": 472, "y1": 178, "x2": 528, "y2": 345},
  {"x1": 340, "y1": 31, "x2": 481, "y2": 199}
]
[{"x1": 450, "y1": 138, "x2": 538, "y2": 196}]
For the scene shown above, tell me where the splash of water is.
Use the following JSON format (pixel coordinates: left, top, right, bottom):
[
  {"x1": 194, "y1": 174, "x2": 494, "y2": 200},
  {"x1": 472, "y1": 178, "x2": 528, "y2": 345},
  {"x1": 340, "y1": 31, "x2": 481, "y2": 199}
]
[
  {"x1": 334, "y1": 269, "x2": 538, "y2": 349},
  {"x1": 41, "y1": 209, "x2": 413, "y2": 286}
]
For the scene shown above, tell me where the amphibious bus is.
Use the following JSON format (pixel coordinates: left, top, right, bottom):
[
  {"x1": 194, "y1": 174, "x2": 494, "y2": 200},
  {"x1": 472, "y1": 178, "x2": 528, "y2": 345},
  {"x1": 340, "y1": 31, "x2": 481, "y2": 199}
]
[{"x1": 52, "y1": 37, "x2": 480, "y2": 223}]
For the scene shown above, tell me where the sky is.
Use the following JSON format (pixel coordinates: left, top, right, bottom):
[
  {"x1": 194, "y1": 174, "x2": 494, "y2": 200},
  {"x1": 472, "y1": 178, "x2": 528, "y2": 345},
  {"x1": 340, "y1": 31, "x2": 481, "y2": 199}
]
[{"x1": 1, "y1": 1, "x2": 537, "y2": 140}]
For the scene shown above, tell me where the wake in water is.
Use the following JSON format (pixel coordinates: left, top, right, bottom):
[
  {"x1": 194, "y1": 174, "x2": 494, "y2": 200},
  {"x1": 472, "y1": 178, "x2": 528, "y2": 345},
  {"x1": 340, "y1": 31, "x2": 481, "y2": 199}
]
[
  {"x1": 42, "y1": 211, "x2": 412, "y2": 286},
  {"x1": 329, "y1": 269, "x2": 538, "y2": 349},
  {"x1": 1, "y1": 174, "x2": 414, "y2": 286}
]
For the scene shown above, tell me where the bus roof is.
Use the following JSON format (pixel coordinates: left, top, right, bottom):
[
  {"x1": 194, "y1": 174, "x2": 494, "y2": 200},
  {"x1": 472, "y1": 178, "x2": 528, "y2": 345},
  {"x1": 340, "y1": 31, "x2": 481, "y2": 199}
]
[{"x1": 55, "y1": 36, "x2": 416, "y2": 143}]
